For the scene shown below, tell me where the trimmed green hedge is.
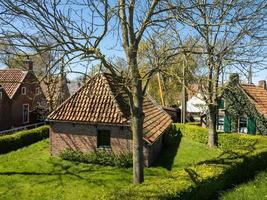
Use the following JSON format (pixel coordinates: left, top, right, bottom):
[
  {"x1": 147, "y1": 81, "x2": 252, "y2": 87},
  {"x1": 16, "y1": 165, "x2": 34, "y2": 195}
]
[
  {"x1": 97, "y1": 123, "x2": 267, "y2": 199},
  {"x1": 0, "y1": 125, "x2": 49, "y2": 154},
  {"x1": 60, "y1": 149, "x2": 132, "y2": 168},
  {"x1": 174, "y1": 123, "x2": 260, "y2": 150}
]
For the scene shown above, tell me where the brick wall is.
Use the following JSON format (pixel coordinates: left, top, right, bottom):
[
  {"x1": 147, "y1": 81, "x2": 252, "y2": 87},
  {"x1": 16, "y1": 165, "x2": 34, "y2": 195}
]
[
  {"x1": 50, "y1": 122, "x2": 132, "y2": 155},
  {"x1": 11, "y1": 72, "x2": 47, "y2": 127},
  {"x1": 0, "y1": 89, "x2": 11, "y2": 131},
  {"x1": 50, "y1": 121, "x2": 166, "y2": 167}
]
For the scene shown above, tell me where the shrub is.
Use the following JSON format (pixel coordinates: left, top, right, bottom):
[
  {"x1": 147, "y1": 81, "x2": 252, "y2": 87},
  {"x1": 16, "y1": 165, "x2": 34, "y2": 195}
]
[
  {"x1": 97, "y1": 125, "x2": 267, "y2": 200},
  {"x1": 173, "y1": 123, "x2": 263, "y2": 150},
  {"x1": 174, "y1": 123, "x2": 208, "y2": 144},
  {"x1": 60, "y1": 149, "x2": 132, "y2": 168},
  {"x1": 0, "y1": 125, "x2": 49, "y2": 154}
]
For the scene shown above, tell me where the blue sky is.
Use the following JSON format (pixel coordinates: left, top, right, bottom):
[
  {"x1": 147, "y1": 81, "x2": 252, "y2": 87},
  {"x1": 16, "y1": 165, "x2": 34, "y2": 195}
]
[{"x1": 0, "y1": 1, "x2": 266, "y2": 84}]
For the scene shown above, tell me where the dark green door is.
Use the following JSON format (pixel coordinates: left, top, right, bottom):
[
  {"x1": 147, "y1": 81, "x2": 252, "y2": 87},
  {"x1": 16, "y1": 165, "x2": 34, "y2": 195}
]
[
  {"x1": 247, "y1": 117, "x2": 256, "y2": 134},
  {"x1": 224, "y1": 114, "x2": 231, "y2": 133}
]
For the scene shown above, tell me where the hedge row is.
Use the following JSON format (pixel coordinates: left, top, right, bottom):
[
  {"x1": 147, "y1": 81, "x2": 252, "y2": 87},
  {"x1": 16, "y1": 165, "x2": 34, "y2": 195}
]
[
  {"x1": 0, "y1": 125, "x2": 49, "y2": 154},
  {"x1": 60, "y1": 149, "x2": 132, "y2": 168},
  {"x1": 97, "y1": 123, "x2": 267, "y2": 199},
  {"x1": 173, "y1": 123, "x2": 261, "y2": 150}
]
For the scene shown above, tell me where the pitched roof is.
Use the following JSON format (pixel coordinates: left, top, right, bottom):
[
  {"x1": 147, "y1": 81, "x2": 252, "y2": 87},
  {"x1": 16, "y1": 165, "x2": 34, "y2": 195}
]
[
  {"x1": 48, "y1": 73, "x2": 172, "y2": 143},
  {"x1": 241, "y1": 84, "x2": 267, "y2": 117},
  {"x1": 0, "y1": 69, "x2": 28, "y2": 98},
  {"x1": 40, "y1": 75, "x2": 70, "y2": 107}
]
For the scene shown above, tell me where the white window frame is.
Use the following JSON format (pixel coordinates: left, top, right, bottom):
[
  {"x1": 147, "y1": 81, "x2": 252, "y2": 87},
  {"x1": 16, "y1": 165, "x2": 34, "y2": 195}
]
[
  {"x1": 23, "y1": 104, "x2": 29, "y2": 124},
  {"x1": 36, "y1": 87, "x2": 40, "y2": 95},
  {"x1": 217, "y1": 115, "x2": 224, "y2": 131},
  {"x1": 238, "y1": 116, "x2": 248, "y2": 133},
  {"x1": 21, "y1": 87, "x2": 27, "y2": 95}
]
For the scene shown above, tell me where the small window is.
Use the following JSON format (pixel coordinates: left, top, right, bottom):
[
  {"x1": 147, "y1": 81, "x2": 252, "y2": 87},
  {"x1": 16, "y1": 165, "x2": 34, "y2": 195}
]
[
  {"x1": 217, "y1": 115, "x2": 224, "y2": 131},
  {"x1": 97, "y1": 130, "x2": 111, "y2": 147},
  {"x1": 239, "y1": 116, "x2": 248, "y2": 133},
  {"x1": 21, "y1": 87, "x2": 26, "y2": 95},
  {"x1": 36, "y1": 87, "x2": 40, "y2": 95},
  {"x1": 23, "y1": 104, "x2": 29, "y2": 123},
  {"x1": 0, "y1": 92, "x2": 2, "y2": 100},
  {"x1": 219, "y1": 99, "x2": 225, "y2": 109}
]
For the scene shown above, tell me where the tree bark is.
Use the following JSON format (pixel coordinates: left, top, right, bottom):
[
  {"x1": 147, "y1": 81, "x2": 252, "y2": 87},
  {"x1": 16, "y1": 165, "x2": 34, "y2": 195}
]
[
  {"x1": 208, "y1": 104, "x2": 217, "y2": 147},
  {"x1": 131, "y1": 84, "x2": 144, "y2": 184},
  {"x1": 157, "y1": 72, "x2": 165, "y2": 106},
  {"x1": 129, "y1": 52, "x2": 144, "y2": 184}
]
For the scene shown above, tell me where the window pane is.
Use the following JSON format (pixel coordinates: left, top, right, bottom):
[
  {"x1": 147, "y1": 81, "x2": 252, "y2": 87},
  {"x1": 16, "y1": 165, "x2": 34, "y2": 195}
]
[
  {"x1": 217, "y1": 115, "x2": 224, "y2": 130},
  {"x1": 97, "y1": 130, "x2": 110, "y2": 147},
  {"x1": 23, "y1": 105, "x2": 29, "y2": 123},
  {"x1": 21, "y1": 87, "x2": 26, "y2": 95},
  {"x1": 239, "y1": 116, "x2": 247, "y2": 133}
]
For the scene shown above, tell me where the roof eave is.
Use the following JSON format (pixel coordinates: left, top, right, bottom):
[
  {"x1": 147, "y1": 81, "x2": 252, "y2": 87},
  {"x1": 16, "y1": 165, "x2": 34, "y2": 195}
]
[
  {"x1": 144, "y1": 122, "x2": 173, "y2": 145},
  {"x1": 47, "y1": 119, "x2": 131, "y2": 127}
]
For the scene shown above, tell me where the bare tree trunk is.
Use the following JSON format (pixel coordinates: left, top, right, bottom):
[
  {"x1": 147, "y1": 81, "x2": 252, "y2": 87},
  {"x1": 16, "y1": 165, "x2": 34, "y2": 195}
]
[
  {"x1": 181, "y1": 57, "x2": 187, "y2": 123},
  {"x1": 208, "y1": 104, "x2": 217, "y2": 147},
  {"x1": 129, "y1": 57, "x2": 144, "y2": 184},
  {"x1": 157, "y1": 72, "x2": 165, "y2": 106},
  {"x1": 131, "y1": 85, "x2": 144, "y2": 184}
]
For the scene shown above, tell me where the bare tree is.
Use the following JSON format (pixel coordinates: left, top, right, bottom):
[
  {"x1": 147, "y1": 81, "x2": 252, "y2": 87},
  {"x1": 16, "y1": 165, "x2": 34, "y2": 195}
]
[
  {"x1": 0, "y1": 0, "x2": 170, "y2": 183},
  {"x1": 169, "y1": 0, "x2": 267, "y2": 147}
]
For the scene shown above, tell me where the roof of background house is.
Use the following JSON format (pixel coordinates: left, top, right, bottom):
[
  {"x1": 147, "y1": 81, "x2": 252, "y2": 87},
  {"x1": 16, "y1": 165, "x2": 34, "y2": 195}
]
[
  {"x1": 40, "y1": 75, "x2": 70, "y2": 102},
  {"x1": 186, "y1": 93, "x2": 207, "y2": 113},
  {"x1": 0, "y1": 69, "x2": 28, "y2": 99},
  {"x1": 241, "y1": 84, "x2": 267, "y2": 117},
  {"x1": 48, "y1": 73, "x2": 172, "y2": 144}
]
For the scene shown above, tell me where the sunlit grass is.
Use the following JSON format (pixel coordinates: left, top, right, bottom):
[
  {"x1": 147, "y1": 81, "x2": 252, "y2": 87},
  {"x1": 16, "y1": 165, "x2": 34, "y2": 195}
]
[{"x1": 0, "y1": 137, "x2": 220, "y2": 200}]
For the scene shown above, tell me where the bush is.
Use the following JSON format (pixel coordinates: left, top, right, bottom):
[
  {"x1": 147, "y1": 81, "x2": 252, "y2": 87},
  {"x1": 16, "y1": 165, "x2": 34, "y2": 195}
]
[
  {"x1": 60, "y1": 149, "x2": 132, "y2": 168},
  {"x1": 96, "y1": 123, "x2": 267, "y2": 199},
  {"x1": 173, "y1": 123, "x2": 263, "y2": 150},
  {"x1": 0, "y1": 125, "x2": 49, "y2": 154},
  {"x1": 174, "y1": 123, "x2": 208, "y2": 144},
  {"x1": 98, "y1": 148, "x2": 267, "y2": 200}
]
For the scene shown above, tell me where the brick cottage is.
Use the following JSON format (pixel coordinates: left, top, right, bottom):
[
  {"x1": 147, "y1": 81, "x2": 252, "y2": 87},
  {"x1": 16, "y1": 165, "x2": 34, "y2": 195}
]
[
  {"x1": 47, "y1": 73, "x2": 172, "y2": 166},
  {"x1": 0, "y1": 60, "x2": 47, "y2": 131}
]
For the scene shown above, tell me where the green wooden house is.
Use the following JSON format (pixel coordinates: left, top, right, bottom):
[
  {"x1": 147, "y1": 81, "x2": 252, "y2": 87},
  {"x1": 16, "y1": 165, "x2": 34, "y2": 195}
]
[{"x1": 217, "y1": 74, "x2": 267, "y2": 135}]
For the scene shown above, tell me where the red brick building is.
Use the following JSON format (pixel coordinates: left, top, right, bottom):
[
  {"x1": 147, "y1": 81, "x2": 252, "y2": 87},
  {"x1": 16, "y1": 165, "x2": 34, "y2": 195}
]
[
  {"x1": 0, "y1": 61, "x2": 47, "y2": 131},
  {"x1": 48, "y1": 73, "x2": 172, "y2": 166}
]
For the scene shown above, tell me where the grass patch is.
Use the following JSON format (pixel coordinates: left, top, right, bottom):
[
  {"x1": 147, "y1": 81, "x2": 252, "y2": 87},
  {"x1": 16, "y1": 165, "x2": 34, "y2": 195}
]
[
  {"x1": 100, "y1": 124, "x2": 267, "y2": 199},
  {"x1": 0, "y1": 134, "x2": 219, "y2": 200},
  {"x1": 219, "y1": 170, "x2": 267, "y2": 200}
]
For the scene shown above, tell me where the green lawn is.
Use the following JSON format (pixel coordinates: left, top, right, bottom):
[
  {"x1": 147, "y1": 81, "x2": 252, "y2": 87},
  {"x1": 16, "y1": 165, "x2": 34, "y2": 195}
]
[
  {"x1": 0, "y1": 137, "x2": 220, "y2": 200},
  {"x1": 220, "y1": 170, "x2": 267, "y2": 200}
]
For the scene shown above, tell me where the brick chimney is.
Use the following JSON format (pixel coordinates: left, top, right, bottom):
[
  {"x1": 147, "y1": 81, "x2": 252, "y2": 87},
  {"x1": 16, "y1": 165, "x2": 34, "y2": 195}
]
[
  {"x1": 23, "y1": 56, "x2": 33, "y2": 71},
  {"x1": 258, "y1": 80, "x2": 266, "y2": 90}
]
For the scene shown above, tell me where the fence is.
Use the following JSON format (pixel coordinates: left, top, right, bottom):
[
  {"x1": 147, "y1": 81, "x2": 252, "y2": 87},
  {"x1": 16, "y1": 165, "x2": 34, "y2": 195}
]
[{"x1": 0, "y1": 122, "x2": 46, "y2": 136}]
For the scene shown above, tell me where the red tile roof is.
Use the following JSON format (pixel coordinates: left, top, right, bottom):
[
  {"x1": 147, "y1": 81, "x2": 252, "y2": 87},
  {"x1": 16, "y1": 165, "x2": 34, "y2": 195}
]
[
  {"x1": 0, "y1": 69, "x2": 27, "y2": 98},
  {"x1": 48, "y1": 73, "x2": 172, "y2": 143},
  {"x1": 241, "y1": 84, "x2": 267, "y2": 117}
]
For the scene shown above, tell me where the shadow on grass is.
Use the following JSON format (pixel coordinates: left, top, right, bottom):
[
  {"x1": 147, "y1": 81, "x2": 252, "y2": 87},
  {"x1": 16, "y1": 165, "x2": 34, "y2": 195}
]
[
  {"x1": 152, "y1": 129, "x2": 182, "y2": 170},
  {"x1": 0, "y1": 158, "x2": 109, "y2": 186},
  {"x1": 196, "y1": 140, "x2": 258, "y2": 166},
  {"x1": 176, "y1": 141, "x2": 267, "y2": 200}
]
